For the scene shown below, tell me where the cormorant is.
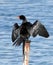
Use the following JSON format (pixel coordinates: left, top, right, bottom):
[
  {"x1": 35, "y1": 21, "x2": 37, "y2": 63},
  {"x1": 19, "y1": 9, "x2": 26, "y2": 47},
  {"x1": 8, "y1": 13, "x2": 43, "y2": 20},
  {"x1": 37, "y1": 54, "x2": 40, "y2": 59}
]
[{"x1": 12, "y1": 15, "x2": 49, "y2": 55}]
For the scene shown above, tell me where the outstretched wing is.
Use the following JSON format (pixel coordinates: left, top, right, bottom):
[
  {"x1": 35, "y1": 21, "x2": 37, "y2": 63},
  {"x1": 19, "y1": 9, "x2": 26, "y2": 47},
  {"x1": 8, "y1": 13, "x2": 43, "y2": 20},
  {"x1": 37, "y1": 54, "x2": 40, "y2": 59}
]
[
  {"x1": 12, "y1": 23, "x2": 24, "y2": 46},
  {"x1": 29, "y1": 20, "x2": 49, "y2": 38},
  {"x1": 12, "y1": 23, "x2": 19, "y2": 42}
]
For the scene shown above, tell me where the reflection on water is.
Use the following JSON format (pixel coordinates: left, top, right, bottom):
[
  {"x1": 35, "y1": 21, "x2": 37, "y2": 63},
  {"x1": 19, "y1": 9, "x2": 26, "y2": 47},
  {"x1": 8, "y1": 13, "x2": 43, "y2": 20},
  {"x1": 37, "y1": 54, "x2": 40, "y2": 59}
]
[{"x1": 0, "y1": 0, "x2": 53, "y2": 65}]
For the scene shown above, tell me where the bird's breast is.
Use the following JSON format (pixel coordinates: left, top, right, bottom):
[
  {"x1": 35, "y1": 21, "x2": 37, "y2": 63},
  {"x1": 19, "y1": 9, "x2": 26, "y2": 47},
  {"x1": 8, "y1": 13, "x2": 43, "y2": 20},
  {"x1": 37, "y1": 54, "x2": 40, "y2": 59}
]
[{"x1": 20, "y1": 25, "x2": 29, "y2": 36}]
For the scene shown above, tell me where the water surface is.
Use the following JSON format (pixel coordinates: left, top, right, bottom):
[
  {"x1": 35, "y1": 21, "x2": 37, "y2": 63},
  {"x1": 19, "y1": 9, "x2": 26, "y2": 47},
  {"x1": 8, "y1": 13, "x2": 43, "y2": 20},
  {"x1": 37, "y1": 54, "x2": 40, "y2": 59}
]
[{"x1": 0, "y1": 0, "x2": 53, "y2": 65}]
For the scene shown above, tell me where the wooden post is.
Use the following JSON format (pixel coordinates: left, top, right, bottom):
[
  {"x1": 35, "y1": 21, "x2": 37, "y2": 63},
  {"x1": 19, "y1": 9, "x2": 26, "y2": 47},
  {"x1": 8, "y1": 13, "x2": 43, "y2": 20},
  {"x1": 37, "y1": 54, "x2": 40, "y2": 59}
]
[{"x1": 23, "y1": 40, "x2": 30, "y2": 65}]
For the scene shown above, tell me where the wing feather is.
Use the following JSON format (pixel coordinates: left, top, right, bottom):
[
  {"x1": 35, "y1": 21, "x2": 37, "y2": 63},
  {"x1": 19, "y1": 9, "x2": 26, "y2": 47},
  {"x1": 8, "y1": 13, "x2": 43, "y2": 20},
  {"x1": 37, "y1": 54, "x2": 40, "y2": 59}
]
[
  {"x1": 28, "y1": 20, "x2": 49, "y2": 38},
  {"x1": 12, "y1": 23, "x2": 19, "y2": 42}
]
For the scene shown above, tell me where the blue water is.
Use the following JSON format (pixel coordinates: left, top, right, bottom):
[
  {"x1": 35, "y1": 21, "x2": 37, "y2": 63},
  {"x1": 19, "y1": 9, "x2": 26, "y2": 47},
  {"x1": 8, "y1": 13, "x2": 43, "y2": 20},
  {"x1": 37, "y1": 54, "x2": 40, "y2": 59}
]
[{"x1": 0, "y1": 0, "x2": 53, "y2": 65}]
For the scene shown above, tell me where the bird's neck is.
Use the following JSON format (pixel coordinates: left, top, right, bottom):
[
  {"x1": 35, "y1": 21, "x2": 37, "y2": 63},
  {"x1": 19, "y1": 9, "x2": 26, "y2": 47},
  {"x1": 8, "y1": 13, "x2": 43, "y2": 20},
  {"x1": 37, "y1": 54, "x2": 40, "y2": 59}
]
[{"x1": 22, "y1": 19, "x2": 27, "y2": 23}]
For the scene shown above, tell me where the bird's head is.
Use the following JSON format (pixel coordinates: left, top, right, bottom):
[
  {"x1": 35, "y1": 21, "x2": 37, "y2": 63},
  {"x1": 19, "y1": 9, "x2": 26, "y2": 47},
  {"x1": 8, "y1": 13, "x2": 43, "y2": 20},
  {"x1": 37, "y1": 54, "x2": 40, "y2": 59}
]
[{"x1": 17, "y1": 15, "x2": 26, "y2": 20}]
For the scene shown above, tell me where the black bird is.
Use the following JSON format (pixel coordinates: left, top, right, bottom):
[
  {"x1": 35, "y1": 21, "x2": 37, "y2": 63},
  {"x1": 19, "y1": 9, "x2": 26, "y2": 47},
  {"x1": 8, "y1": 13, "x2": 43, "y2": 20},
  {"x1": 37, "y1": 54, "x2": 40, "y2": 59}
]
[{"x1": 12, "y1": 15, "x2": 49, "y2": 55}]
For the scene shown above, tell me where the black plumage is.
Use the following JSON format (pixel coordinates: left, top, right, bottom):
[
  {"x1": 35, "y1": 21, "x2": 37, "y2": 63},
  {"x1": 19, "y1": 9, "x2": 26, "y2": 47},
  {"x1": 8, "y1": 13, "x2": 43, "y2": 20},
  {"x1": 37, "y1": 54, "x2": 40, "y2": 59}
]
[{"x1": 12, "y1": 15, "x2": 49, "y2": 55}]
